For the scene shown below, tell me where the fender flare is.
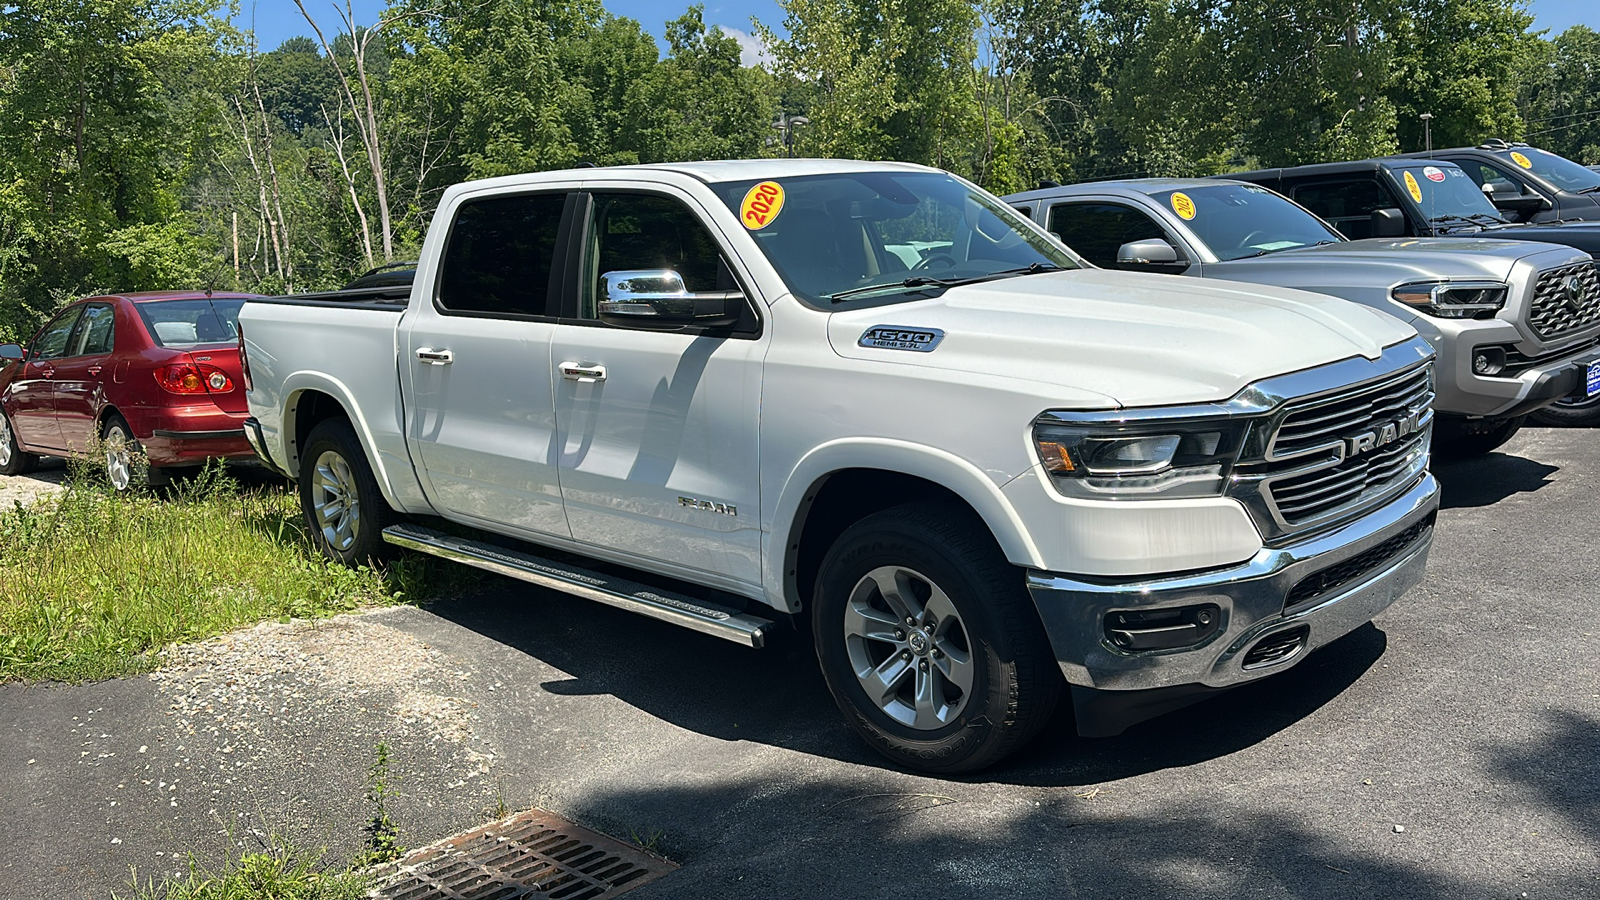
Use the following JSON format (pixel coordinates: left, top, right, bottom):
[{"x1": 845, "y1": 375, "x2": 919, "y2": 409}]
[
  {"x1": 765, "y1": 438, "x2": 1044, "y2": 610},
  {"x1": 280, "y1": 371, "x2": 405, "y2": 511}
]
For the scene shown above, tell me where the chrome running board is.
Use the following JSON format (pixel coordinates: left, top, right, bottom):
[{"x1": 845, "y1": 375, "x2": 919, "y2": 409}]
[{"x1": 382, "y1": 522, "x2": 772, "y2": 648}]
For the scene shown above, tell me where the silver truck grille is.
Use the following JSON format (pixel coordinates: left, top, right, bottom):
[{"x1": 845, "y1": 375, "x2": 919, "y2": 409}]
[
  {"x1": 1528, "y1": 261, "x2": 1600, "y2": 340},
  {"x1": 1240, "y1": 362, "x2": 1433, "y2": 537}
]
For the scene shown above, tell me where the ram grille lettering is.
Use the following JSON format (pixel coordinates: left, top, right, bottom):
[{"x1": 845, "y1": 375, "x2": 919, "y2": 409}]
[
  {"x1": 1342, "y1": 408, "x2": 1423, "y2": 458},
  {"x1": 858, "y1": 325, "x2": 945, "y2": 352}
]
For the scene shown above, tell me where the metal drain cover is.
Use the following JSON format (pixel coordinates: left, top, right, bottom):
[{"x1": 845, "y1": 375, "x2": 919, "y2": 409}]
[{"x1": 372, "y1": 808, "x2": 677, "y2": 900}]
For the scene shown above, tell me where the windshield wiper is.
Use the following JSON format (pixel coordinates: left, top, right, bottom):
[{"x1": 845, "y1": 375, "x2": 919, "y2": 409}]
[
  {"x1": 828, "y1": 276, "x2": 957, "y2": 303},
  {"x1": 1466, "y1": 212, "x2": 1508, "y2": 226},
  {"x1": 827, "y1": 263, "x2": 1062, "y2": 303},
  {"x1": 1427, "y1": 214, "x2": 1486, "y2": 234},
  {"x1": 1577, "y1": 184, "x2": 1600, "y2": 194}
]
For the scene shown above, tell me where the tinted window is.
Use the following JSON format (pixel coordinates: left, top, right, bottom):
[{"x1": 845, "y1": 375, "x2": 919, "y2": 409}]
[
  {"x1": 1047, "y1": 202, "x2": 1168, "y2": 268},
  {"x1": 579, "y1": 193, "x2": 731, "y2": 320},
  {"x1": 1291, "y1": 179, "x2": 1397, "y2": 239},
  {"x1": 31, "y1": 308, "x2": 83, "y2": 360},
  {"x1": 72, "y1": 304, "x2": 116, "y2": 356},
  {"x1": 438, "y1": 193, "x2": 566, "y2": 316},
  {"x1": 137, "y1": 298, "x2": 244, "y2": 347},
  {"x1": 1460, "y1": 160, "x2": 1531, "y2": 196},
  {"x1": 1492, "y1": 147, "x2": 1600, "y2": 192}
]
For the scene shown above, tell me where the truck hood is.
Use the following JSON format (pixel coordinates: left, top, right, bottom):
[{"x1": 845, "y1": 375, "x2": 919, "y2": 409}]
[
  {"x1": 827, "y1": 269, "x2": 1416, "y2": 409},
  {"x1": 1208, "y1": 236, "x2": 1590, "y2": 285}
]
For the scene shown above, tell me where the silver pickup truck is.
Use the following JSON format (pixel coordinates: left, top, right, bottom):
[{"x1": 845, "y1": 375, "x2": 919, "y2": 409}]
[
  {"x1": 240, "y1": 160, "x2": 1440, "y2": 773},
  {"x1": 1007, "y1": 179, "x2": 1600, "y2": 453}
]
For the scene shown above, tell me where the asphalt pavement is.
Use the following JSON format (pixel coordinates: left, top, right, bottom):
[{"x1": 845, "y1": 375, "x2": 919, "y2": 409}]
[{"x1": 2, "y1": 425, "x2": 1597, "y2": 899}]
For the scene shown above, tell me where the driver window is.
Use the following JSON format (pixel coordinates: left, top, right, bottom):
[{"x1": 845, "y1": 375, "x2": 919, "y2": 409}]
[
  {"x1": 580, "y1": 193, "x2": 735, "y2": 319},
  {"x1": 31, "y1": 308, "x2": 83, "y2": 361},
  {"x1": 1046, "y1": 203, "x2": 1170, "y2": 268},
  {"x1": 1291, "y1": 179, "x2": 1391, "y2": 239},
  {"x1": 1464, "y1": 161, "x2": 1532, "y2": 196}
]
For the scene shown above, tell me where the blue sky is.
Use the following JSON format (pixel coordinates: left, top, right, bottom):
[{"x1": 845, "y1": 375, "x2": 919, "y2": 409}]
[{"x1": 238, "y1": 0, "x2": 1594, "y2": 59}]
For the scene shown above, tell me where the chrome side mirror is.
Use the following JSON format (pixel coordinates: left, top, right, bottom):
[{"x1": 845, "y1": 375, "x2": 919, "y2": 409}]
[
  {"x1": 598, "y1": 270, "x2": 742, "y2": 328},
  {"x1": 1115, "y1": 238, "x2": 1183, "y2": 269},
  {"x1": 0, "y1": 343, "x2": 23, "y2": 362}
]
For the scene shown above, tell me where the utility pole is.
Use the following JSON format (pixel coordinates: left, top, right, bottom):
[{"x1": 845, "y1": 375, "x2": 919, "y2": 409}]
[{"x1": 1420, "y1": 113, "x2": 1434, "y2": 153}]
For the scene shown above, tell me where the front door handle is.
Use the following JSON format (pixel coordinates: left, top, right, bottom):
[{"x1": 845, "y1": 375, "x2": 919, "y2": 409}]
[
  {"x1": 415, "y1": 347, "x2": 453, "y2": 366},
  {"x1": 559, "y1": 362, "x2": 607, "y2": 383}
]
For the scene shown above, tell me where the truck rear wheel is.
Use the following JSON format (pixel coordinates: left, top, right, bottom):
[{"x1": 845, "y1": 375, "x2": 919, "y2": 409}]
[
  {"x1": 812, "y1": 502, "x2": 1061, "y2": 774},
  {"x1": 299, "y1": 419, "x2": 395, "y2": 566}
]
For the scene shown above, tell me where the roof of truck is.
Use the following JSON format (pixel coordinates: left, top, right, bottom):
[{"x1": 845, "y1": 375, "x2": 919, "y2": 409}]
[
  {"x1": 1006, "y1": 178, "x2": 1253, "y2": 202},
  {"x1": 1223, "y1": 157, "x2": 1463, "y2": 185}
]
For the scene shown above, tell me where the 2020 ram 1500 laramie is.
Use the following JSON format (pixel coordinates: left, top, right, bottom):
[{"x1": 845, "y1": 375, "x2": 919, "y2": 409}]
[{"x1": 240, "y1": 160, "x2": 1441, "y2": 773}]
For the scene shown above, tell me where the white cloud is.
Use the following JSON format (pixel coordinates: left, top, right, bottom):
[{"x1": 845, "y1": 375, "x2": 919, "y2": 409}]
[{"x1": 717, "y1": 26, "x2": 772, "y2": 69}]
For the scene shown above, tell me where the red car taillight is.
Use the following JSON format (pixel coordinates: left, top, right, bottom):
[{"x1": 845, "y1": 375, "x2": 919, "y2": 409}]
[{"x1": 155, "y1": 363, "x2": 233, "y2": 394}]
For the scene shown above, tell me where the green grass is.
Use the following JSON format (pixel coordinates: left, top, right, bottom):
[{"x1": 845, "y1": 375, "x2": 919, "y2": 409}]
[
  {"x1": 119, "y1": 840, "x2": 373, "y2": 900},
  {"x1": 0, "y1": 461, "x2": 438, "y2": 682}
]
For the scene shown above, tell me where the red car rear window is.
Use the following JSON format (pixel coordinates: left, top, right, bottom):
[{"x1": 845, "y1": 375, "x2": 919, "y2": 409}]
[{"x1": 136, "y1": 298, "x2": 245, "y2": 348}]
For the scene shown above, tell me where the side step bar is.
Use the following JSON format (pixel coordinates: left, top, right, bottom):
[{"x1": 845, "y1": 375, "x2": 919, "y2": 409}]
[{"x1": 382, "y1": 523, "x2": 773, "y2": 648}]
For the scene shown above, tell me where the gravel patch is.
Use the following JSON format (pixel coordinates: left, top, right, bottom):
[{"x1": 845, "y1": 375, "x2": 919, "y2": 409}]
[{"x1": 0, "y1": 464, "x2": 68, "y2": 508}]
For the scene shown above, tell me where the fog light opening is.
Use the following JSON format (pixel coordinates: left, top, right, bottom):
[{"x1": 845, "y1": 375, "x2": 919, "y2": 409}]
[{"x1": 1472, "y1": 347, "x2": 1506, "y2": 376}]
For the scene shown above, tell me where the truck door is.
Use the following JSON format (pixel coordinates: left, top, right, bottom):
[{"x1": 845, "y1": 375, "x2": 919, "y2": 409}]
[
  {"x1": 549, "y1": 189, "x2": 765, "y2": 586},
  {"x1": 400, "y1": 190, "x2": 574, "y2": 539},
  {"x1": 1289, "y1": 179, "x2": 1406, "y2": 240}
]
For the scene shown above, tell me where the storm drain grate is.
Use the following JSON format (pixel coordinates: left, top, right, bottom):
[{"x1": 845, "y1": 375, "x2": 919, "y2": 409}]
[{"x1": 371, "y1": 808, "x2": 677, "y2": 900}]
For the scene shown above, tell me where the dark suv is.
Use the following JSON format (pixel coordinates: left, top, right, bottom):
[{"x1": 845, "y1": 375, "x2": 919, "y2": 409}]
[{"x1": 1394, "y1": 141, "x2": 1600, "y2": 225}]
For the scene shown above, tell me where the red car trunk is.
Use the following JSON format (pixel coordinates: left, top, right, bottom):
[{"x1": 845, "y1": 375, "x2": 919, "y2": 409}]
[{"x1": 178, "y1": 347, "x2": 249, "y2": 413}]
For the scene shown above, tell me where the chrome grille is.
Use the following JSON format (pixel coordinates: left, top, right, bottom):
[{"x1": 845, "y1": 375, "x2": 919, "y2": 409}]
[
  {"x1": 1242, "y1": 362, "x2": 1433, "y2": 534},
  {"x1": 1528, "y1": 261, "x2": 1600, "y2": 339}
]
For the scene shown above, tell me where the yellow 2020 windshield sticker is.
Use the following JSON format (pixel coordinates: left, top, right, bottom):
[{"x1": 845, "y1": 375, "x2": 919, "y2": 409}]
[
  {"x1": 1171, "y1": 192, "x2": 1196, "y2": 220},
  {"x1": 1404, "y1": 170, "x2": 1423, "y2": 203},
  {"x1": 1510, "y1": 150, "x2": 1533, "y2": 169},
  {"x1": 741, "y1": 182, "x2": 785, "y2": 230}
]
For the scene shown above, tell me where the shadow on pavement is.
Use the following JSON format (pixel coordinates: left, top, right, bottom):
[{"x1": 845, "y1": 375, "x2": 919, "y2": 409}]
[
  {"x1": 1486, "y1": 708, "x2": 1600, "y2": 847},
  {"x1": 423, "y1": 580, "x2": 1387, "y2": 788},
  {"x1": 1431, "y1": 452, "x2": 1558, "y2": 509}
]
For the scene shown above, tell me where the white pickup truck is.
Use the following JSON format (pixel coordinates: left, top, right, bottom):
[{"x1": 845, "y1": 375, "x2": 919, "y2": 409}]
[{"x1": 240, "y1": 160, "x2": 1441, "y2": 773}]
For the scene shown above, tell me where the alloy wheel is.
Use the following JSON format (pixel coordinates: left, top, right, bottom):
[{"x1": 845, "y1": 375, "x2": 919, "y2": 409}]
[
  {"x1": 0, "y1": 414, "x2": 12, "y2": 468},
  {"x1": 310, "y1": 449, "x2": 361, "y2": 552},
  {"x1": 104, "y1": 424, "x2": 133, "y2": 491},
  {"x1": 841, "y1": 565, "x2": 975, "y2": 730}
]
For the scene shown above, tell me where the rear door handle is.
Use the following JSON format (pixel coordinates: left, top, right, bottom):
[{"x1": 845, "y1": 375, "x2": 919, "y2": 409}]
[
  {"x1": 559, "y1": 362, "x2": 607, "y2": 383},
  {"x1": 87, "y1": 365, "x2": 103, "y2": 376},
  {"x1": 415, "y1": 348, "x2": 453, "y2": 366}
]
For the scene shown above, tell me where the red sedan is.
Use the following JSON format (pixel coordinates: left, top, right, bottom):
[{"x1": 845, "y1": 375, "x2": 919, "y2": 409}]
[{"x1": 0, "y1": 291, "x2": 260, "y2": 490}]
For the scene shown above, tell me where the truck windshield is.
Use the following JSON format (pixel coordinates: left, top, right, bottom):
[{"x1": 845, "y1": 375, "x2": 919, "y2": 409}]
[
  {"x1": 1152, "y1": 184, "x2": 1342, "y2": 260},
  {"x1": 711, "y1": 171, "x2": 1077, "y2": 306},
  {"x1": 1387, "y1": 164, "x2": 1507, "y2": 232},
  {"x1": 1490, "y1": 146, "x2": 1600, "y2": 193}
]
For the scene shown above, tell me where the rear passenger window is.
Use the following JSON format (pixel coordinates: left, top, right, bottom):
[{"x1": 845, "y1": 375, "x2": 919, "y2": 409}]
[
  {"x1": 72, "y1": 304, "x2": 116, "y2": 356},
  {"x1": 437, "y1": 193, "x2": 567, "y2": 317}
]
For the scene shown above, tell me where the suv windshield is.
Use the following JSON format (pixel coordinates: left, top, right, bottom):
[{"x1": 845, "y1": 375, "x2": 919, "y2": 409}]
[
  {"x1": 1153, "y1": 183, "x2": 1342, "y2": 260},
  {"x1": 1493, "y1": 146, "x2": 1600, "y2": 193},
  {"x1": 136, "y1": 298, "x2": 244, "y2": 348},
  {"x1": 1387, "y1": 164, "x2": 1506, "y2": 230},
  {"x1": 711, "y1": 171, "x2": 1077, "y2": 305}
]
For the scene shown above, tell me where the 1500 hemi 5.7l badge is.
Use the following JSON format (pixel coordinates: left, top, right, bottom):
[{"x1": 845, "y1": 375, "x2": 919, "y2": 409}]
[{"x1": 858, "y1": 326, "x2": 945, "y2": 352}]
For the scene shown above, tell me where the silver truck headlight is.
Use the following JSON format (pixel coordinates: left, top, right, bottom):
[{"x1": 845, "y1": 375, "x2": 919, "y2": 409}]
[
  {"x1": 1032, "y1": 415, "x2": 1248, "y2": 499},
  {"x1": 1392, "y1": 281, "x2": 1507, "y2": 319}
]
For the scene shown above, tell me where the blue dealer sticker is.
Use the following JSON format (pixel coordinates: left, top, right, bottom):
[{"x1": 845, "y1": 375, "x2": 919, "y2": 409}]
[{"x1": 858, "y1": 325, "x2": 945, "y2": 352}]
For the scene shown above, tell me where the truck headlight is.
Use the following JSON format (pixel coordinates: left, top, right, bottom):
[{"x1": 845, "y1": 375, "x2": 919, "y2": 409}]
[
  {"x1": 1032, "y1": 415, "x2": 1249, "y2": 499},
  {"x1": 1392, "y1": 281, "x2": 1507, "y2": 319}
]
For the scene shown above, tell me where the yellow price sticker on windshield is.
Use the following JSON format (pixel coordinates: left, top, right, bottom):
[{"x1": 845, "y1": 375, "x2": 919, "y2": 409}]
[
  {"x1": 1404, "y1": 170, "x2": 1423, "y2": 203},
  {"x1": 740, "y1": 181, "x2": 785, "y2": 230},
  {"x1": 1171, "y1": 192, "x2": 1196, "y2": 220},
  {"x1": 1510, "y1": 150, "x2": 1533, "y2": 169}
]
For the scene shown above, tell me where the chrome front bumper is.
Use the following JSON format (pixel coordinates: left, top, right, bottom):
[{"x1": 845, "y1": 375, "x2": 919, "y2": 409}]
[{"x1": 1026, "y1": 471, "x2": 1439, "y2": 699}]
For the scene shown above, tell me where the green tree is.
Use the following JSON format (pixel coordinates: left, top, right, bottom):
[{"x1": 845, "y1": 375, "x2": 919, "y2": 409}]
[{"x1": 1519, "y1": 25, "x2": 1600, "y2": 164}]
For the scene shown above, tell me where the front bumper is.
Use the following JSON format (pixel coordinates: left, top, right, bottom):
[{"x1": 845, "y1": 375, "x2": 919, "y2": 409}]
[
  {"x1": 1433, "y1": 329, "x2": 1600, "y2": 418},
  {"x1": 1026, "y1": 471, "x2": 1439, "y2": 731}
]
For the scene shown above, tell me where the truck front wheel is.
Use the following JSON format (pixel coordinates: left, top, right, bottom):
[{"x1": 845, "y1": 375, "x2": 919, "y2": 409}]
[
  {"x1": 812, "y1": 502, "x2": 1061, "y2": 774},
  {"x1": 1434, "y1": 415, "x2": 1524, "y2": 458},
  {"x1": 1529, "y1": 394, "x2": 1600, "y2": 427},
  {"x1": 299, "y1": 419, "x2": 395, "y2": 566}
]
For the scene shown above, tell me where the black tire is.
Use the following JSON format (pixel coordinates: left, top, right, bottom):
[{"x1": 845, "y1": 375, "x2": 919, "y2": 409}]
[
  {"x1": 102, "y1": 414, "x2": 167, "y2": 491},
  {"x1": 811, "y1": 502, "x2": 1062, "y2": 774},
  {"x1": 0, "y1": 408, "x2": 38, "y2": 476},
  {"x1": 1434, "y1": 415, "x2": 1525, "y2": 458},
  {"x1": 1529, "y1": 394, "x2": 1600, "y2": 427},
  {"x1": 298, "y1": 418, "x2": 396, "y2": 566}
]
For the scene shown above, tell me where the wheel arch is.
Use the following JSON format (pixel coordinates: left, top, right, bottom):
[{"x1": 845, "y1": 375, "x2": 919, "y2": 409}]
[
  {"x1": 279, "y1": 375, "x2": 404, "y2": 510},
  {"x1": 771, "y1": 440, "x2": 1043, "y2": 614}
]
